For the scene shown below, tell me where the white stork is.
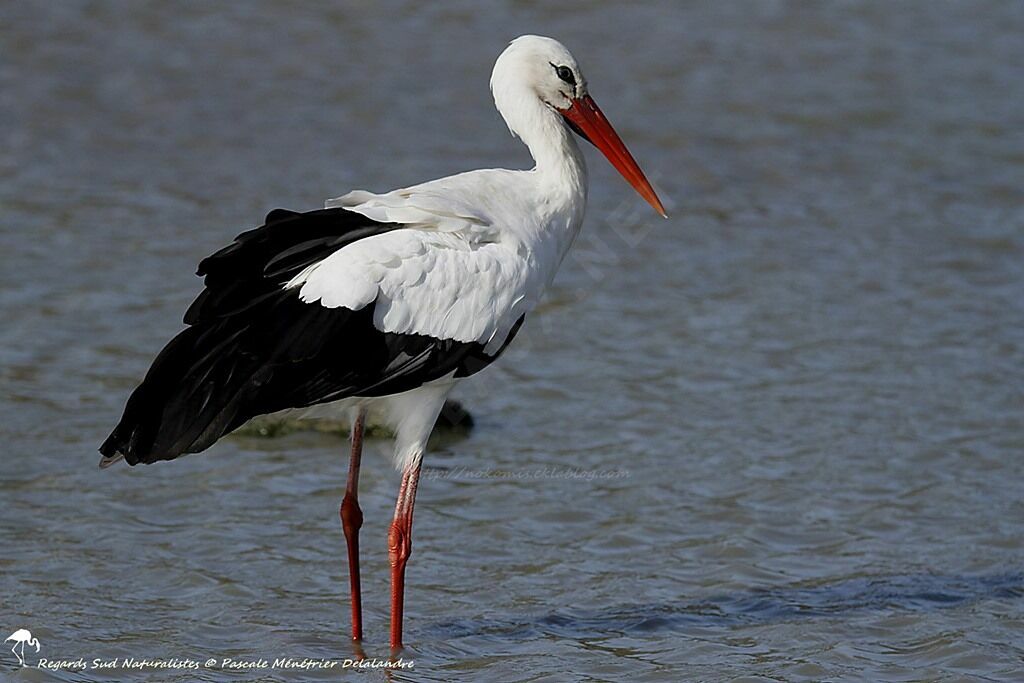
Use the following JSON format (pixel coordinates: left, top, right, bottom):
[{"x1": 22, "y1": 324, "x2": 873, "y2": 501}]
[{"x1": 100, "y1": 35, "x2": 665, "y2": 649}]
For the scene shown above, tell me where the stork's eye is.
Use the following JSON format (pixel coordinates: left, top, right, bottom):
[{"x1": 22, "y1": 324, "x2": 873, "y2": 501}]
[{"x1": 551, "y1": 63, "x2": 576, "y2": 86}]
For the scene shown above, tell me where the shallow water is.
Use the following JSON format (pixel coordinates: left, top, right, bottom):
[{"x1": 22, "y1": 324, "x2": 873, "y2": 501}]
[{"x1": 2, "y1": 1, "x2": 1023, "y2": 681}]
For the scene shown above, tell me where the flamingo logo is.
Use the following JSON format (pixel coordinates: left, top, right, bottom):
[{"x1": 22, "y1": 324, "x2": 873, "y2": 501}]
[{"x1": 5, "y1": 629, "x2": 40, "y2": 667}]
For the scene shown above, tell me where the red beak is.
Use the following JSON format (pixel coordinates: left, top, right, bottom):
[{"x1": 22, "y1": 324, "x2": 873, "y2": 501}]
[{"x1": 561, "y1": 94, "x2": 667, "y2": 218}]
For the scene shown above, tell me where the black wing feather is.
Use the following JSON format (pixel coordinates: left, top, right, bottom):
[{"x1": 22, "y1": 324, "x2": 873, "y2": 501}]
[
  {"x1": 183, "y1": 208, "x2": 402, "y2": 325},
  {"x1": 100, "y1": 207, "x2": 522, "y2": 466}
]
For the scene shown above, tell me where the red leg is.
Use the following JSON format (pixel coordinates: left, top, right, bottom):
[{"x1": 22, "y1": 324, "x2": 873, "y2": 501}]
[
  {"x1": 340, "y1": 408, "x2": 366, "y2": 641},
  {"x1": 389, "y1": 460, "x2": 422, "y2": 650}
]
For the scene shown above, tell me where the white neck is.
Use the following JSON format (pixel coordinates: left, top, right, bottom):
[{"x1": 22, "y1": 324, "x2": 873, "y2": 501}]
[
  {"x1": 487, "y1": 88, "x2": 589, "y2": 313},
  {"x1": 493, "y1": 85, "x2": 588, "y2": 209}
]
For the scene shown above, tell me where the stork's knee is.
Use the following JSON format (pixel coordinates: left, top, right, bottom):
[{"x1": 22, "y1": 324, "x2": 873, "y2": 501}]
[
  {"x1": 341, "y1": 495, "x2": 363, "y2": 537},
  {"x1": 388, "y1": 522, "x2": 411, "y2": 568}
]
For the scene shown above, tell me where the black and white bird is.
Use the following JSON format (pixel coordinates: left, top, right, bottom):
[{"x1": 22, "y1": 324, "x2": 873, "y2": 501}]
[{"x1": 100, "y1": 35, "x2": 665, "y2": 649}]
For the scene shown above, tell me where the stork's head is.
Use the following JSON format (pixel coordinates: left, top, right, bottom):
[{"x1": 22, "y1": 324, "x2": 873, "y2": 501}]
[{"x1": 491, "y1": 35, "x2": 666, "y2": 217}]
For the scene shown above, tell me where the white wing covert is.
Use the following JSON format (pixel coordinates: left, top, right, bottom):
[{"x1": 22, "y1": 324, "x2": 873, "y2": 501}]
[{"x1": 289, "y1": 230, "x2": 526, "y2": 348}]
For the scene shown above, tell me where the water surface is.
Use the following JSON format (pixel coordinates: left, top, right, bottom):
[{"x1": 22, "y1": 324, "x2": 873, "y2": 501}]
[{"x1": 2, "y1": 1, "x2": 1023, "y2": 680}]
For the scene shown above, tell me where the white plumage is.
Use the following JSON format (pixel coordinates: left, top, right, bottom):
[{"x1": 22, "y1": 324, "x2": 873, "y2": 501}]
[{"x1": 294, "y1": 37, "x2": 595, "y2": 345}]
